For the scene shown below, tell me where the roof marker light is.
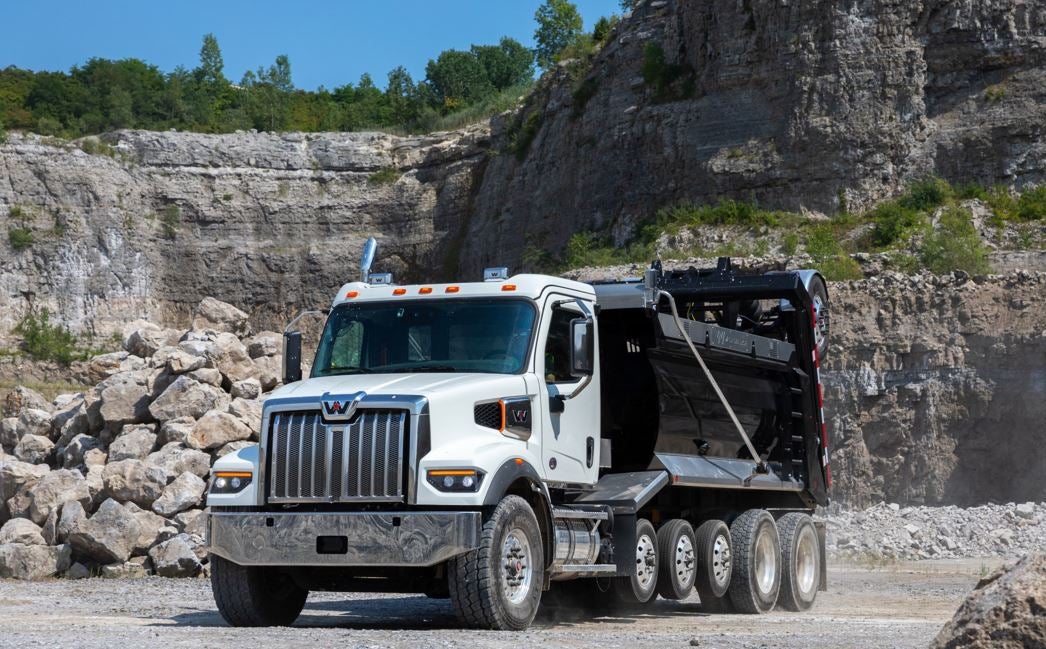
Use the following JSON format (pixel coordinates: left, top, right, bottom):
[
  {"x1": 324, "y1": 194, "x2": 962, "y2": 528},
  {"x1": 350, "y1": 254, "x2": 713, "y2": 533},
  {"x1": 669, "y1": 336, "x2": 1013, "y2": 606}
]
[
  {"x1": 345, "y1": 291, "x2": 359, "y2": 298},
  {"x1": 419, "y1": 287, "x2": 433, "y2": 294},
  {"x1": 445, "y1": 286, "x2": 460, "y2": 293},
  {"x1": 501, "y1": 284, "x2": 517, "y2": 292},
  {"x1": 392, "y1": 288, "x2": 406, "y2": 295}
]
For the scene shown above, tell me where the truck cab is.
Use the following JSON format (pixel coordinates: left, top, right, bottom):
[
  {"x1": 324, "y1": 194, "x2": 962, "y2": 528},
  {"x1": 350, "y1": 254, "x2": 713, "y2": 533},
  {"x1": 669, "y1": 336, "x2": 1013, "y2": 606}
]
[{"x1": 207, "y1": 244, "x2": 831, "y2": 630}]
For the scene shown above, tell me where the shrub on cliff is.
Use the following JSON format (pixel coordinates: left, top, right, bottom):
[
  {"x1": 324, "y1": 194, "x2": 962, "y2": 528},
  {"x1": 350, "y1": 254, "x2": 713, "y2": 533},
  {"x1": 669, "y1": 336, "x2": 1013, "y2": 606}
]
[
  {"x1": 920, "y1": 207, "x2": 991, "y2": 276},
  {"x1": 14, "y1": 309, "x2": 83, "y2": 364}
]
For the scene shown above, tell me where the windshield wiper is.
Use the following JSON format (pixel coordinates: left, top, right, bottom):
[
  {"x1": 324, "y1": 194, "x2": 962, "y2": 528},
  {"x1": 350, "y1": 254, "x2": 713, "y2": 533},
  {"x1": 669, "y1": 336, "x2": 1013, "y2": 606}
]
[
  {"x1": 407, "y1": 364, "x2": 458, "y2": 373},
  {"x1": 322, "y1": 367, "x2": 374, "y2": 375}
]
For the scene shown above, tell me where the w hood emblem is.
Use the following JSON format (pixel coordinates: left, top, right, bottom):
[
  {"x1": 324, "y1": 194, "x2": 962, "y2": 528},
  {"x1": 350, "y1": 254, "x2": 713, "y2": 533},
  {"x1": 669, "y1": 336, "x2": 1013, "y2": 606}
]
[{"x1": 321, "y1": 391, "x2": 365, "y2": 422}]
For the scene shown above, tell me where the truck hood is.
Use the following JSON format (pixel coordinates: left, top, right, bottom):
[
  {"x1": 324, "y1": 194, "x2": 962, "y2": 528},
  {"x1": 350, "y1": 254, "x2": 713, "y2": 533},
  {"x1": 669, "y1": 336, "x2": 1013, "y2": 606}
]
[{"x1": 266, "y1": 372, "x2": 528, "y2": 405}]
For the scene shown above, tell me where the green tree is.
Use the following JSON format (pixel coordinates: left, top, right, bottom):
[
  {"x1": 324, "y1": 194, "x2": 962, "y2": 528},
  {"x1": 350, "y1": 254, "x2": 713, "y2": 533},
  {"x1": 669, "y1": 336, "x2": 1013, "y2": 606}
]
[
  {"x1": 534, "y1": 0, "x2": 584, "y2": 68},
  {"x1": 385, "y1": 66, "x2": 419, "y2": 125},
  {"x1": 425, "y1": 49, "x2": 493, "y2": 110},
  {"x1": 471, "y1": 37, "x2": 534, "y2": 90},
  {"x1": 196, "y1": 34, "x2": 225, "y2": 86}
]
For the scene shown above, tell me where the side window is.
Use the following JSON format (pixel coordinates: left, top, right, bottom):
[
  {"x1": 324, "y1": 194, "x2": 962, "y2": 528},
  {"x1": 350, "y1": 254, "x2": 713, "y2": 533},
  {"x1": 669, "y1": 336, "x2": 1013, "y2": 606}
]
[
  {"x1": 543, "y1": 308, "x2": 575, "y2": 383},
  {"x1": 330, "y1": 321, "x2": 364, "y2": 369}
]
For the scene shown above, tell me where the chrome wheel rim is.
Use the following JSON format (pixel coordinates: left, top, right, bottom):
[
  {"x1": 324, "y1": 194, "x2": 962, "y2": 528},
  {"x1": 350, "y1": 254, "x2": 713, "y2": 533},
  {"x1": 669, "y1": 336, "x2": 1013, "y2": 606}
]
[
  {"x1": 635, "y1": 532, "x2": 656, "y2": 591},
  {"x1": 754, "y1": 528, "x2": 777, "y2": 595},
  {"x1": 795, "y1": 526, "x2": 818, "y2": 595},
  {"x1": 711, "y1": 533, "x2": 732, "y2": 589},
  {"x1": 502, "y1": 528, "x2": 533, "y2": 605},
  {"x1": 674, "y1": 534, "x2": 696, "y2": 587},
  {"x1": 812, "y1": 294, "x2": 828, "y2": 351}
]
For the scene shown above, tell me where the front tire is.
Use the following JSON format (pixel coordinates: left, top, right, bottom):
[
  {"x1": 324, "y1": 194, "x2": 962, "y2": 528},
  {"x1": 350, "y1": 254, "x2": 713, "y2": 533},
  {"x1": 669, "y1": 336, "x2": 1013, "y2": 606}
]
[
  {"x1": 727, "y1": 510, "x2": 781, "y2": 614},
  {"x1": 777, "y1": 513, "x2": 820, "y2": 611},
  {"x1": 448, "y1": 495, "x2": 544, "y2": 630},
  {"x1": 210, "y1": 554, "x2": 308, "y2": 627}
]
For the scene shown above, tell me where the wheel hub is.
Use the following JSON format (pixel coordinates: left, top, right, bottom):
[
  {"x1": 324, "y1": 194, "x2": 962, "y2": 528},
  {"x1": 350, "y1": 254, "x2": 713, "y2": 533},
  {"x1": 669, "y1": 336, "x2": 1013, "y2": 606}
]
[
  {"x1": 754, "y1": 529, "x2": 777, "y2": 595},
  {"x1": 712, "y1": 533, "x2": 732, "y2": 588},
  {"x1": 796, "y1": 526, "x2": 817, "y2": 594},
  {"x1": 674, "y1": 535, "x2": 695, "y2": 585},
  {"x1": 635, "y1": 533, "x2": 656, "y2": 589},
  {"x1": 502, "y1": 529, "x2": 533, "y2": 605}
]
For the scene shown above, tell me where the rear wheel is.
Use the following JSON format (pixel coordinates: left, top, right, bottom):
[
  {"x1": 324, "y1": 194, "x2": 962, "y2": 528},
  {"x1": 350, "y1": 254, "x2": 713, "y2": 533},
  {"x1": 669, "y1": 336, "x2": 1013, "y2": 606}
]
[
  {"x1": 210, "y1": 554, "x2": 308, "y2": 627},
  {"x1": 727, "y1": 510, "x2": 781, "y2": 614},
  {"x1": 777, "y1": 513, "x2": 820, "y2": 611},
  {"x1": 448, "y1": 495, "x2": 544, "y2": 630},
  {"x1": 612, "y1": 518, "x2": 659, "y2": 606},
  {"x1": 808, "y1": 275, "x2": 830, "y2": 360},
  {"x1": 694, "y1": 519, "x2": 732, "y2": 605},
  {"x1": 656, "y1": 519, "x2": 697, "y2": 600}
]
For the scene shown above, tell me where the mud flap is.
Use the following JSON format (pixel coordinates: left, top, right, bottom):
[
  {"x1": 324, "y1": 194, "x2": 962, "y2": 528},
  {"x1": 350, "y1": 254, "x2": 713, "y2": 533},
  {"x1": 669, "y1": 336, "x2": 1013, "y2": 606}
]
[{"x1": 815, "y1": 520, "x2": 828, "y2": 591}]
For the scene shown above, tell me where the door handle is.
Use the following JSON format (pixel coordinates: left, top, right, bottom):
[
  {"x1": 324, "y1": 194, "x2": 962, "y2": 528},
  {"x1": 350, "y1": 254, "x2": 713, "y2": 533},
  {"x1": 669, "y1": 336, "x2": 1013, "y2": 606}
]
[{"x1": 586, "y1": 436, "x2": 595, "y2": 468}]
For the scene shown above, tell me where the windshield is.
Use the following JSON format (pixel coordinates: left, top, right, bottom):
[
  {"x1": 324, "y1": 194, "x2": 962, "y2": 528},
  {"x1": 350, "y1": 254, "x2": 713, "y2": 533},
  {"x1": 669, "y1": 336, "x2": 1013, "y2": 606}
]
[{"x1": 311, "y1": 298, "x2": 536, "y2": 376}]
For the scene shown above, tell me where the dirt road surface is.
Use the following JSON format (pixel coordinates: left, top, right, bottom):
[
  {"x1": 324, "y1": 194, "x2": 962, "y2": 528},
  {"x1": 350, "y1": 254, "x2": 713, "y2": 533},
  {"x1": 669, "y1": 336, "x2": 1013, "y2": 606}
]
[{"x1": 0, "y1": 559, "x2": 996, "y2": 649}]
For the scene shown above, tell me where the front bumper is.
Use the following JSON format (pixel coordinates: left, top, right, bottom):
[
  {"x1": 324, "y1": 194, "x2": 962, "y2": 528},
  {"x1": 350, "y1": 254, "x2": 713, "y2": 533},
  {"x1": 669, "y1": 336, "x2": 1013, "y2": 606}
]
[{"x1": 208, "y1": 511, "x2": 481, "y2": 567}]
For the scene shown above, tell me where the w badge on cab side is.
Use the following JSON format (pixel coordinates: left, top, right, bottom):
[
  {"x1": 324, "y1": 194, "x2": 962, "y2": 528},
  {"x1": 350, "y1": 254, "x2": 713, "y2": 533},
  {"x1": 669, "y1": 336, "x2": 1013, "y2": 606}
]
[{"x1": 320, "y1": 391, "x2": 365, "y2": 422}]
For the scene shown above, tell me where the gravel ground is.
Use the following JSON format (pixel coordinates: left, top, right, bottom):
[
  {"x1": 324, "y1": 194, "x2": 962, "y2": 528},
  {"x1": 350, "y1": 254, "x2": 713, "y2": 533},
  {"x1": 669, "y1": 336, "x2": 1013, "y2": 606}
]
[{"x1": 0, "y1": 559, "x2": 998, "y2": 649}]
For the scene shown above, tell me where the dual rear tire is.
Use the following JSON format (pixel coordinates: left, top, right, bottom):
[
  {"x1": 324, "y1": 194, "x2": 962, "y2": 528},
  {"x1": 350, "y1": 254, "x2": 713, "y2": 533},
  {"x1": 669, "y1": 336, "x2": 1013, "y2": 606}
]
[{"x1": 725, "y1": 510, "x2": 821, "y2": 614}]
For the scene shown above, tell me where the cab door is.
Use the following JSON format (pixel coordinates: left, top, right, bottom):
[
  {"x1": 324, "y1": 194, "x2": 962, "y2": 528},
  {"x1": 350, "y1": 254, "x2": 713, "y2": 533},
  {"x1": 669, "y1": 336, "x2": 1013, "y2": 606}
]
[{"x1": 535, "y1": 296, "x2": 600, "y2": 486}]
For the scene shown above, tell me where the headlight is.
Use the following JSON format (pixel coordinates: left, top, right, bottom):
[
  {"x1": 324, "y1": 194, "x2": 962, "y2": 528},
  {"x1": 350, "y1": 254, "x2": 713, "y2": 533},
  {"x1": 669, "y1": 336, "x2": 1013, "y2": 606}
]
[
  {"x1": 426, "y1": 469, "x2": 483, "y2": 492},
  {"x1": 210, "y1": 471, "x2": 253, "y2": 494}
]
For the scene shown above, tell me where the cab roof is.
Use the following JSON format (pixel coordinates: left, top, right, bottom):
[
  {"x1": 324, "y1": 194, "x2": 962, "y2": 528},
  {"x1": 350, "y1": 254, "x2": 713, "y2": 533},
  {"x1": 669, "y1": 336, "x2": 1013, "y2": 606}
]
[{"x1": 331, "y1": 274, "x2": 595, "y2": 307}]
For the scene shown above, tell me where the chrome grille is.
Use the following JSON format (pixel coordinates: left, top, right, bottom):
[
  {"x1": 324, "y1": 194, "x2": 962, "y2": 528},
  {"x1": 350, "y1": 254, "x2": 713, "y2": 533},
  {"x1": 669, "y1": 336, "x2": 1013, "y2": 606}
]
[{"x1": 267, "y1": 409, "x2": 408, "y2": 503}]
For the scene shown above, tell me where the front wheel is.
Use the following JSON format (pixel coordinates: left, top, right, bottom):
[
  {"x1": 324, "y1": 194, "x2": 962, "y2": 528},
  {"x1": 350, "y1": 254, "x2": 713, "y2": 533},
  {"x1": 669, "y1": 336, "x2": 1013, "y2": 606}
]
[
  {"x1": 210, "y1": 554, "x2": 308, "y2": 627},
  {"x1": 448, "y1": 495, "x2": 545, "y2": 630}
]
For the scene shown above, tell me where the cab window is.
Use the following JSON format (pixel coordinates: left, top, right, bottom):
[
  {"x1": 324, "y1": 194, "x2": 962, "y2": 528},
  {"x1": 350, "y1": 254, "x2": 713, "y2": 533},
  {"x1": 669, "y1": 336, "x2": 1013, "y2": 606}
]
[{"x1": 544, "y1": 307, "x2": 576, "y2": 383}]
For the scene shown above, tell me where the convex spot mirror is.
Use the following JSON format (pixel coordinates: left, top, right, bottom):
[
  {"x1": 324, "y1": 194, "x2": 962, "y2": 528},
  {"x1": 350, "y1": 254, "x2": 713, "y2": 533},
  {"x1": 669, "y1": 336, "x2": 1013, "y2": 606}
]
[{"x1": 569, "y1": 317, "x2": 594, "y2": 378}]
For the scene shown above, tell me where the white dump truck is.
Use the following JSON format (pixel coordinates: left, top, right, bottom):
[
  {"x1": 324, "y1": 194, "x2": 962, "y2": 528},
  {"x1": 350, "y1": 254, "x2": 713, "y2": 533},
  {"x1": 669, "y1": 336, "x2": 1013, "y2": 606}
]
[{"x1": 206, "y1": 239, "x2": 832, "y2": 630}]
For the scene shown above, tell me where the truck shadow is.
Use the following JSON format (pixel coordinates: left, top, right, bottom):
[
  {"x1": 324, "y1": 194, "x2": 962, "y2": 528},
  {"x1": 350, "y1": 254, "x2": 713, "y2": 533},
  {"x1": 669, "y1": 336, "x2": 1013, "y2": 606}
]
[{"x1": 164, "y1": 597, "x2": 711, "y2": 630}]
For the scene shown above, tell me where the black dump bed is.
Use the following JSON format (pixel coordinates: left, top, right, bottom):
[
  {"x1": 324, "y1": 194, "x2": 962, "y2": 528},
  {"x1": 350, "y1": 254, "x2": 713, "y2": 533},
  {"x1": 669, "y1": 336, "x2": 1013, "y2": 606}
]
[{"x1": 592, "y1": 260, "x2": 830, "y2": 507}]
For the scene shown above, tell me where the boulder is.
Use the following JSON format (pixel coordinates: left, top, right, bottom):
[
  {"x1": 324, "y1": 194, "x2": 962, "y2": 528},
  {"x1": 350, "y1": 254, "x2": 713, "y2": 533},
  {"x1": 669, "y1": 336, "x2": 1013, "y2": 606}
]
[
  {"x1": 67, "y1": 498, "x2": 141, "y2": 564},
  {"x1": 108, "y1": 425, "x2": 157, "y2": 461},
  {"x1": 0, "y1": 543, "x2": 71, "y2": 580},
  {"x1": 152, "y1": 472, "x2": 206, "y2": 516},
  {"x1": 158, "y1": 417, "x2": 195, "y2": 445},
  {"x1": 121, "y1": 501, "x2": 169, "y2": 555},
  {"x1": 188, "y1": 367, "x2": 223, "y2": 386},
  {"x1": 149, "y1": 535, "x2": 202, "y2": 577},
  {"x1": 102, "y1": 459, "x2": 167, "y2": 507},
  {"x1": 147, "y1": 442, "x2": 211, "y2": 480},
  {"x1": 98, "y1": 371, "x2": 151, "y2": 427},
  {"x1": 56, "y1": 500, "x2": 86, "y2": 543},
  {"x1": 192, "y1": 297, "x2": 250, "y2": 336},
  {"x1": 0, "y1": 459, "x2": 50, "y2": 504},
  {"x1": 227, "y1": 398, "x2": 263, "y2": 434},
  {"x1": 231, "y1": 378, "x2": 261, "y2": 400},
  {"x1": 84, "y1": 465, "x2": 106, "y2": 509},
  {"x1": 188, "y1": 411, "x2": 253, "y2": 450},
  {"x1": 213, "y1": 333, "x2": 257, "y2": 384},
  {"x1": 0, "y1": 518, "x2": 46, "y2": 545},
  {"x1": 3, "y1": 386, "x2": 51, "y2": 417},
  {"x1": 932, "y1": 553, "x2": 1046, "y2": 649},
  {"x1": 85, "y1": 351, "x2": 147, "y2": 384},
  {"x1": 123, "y1": 320, "x2": 167, "y2": 358},
  {"x1": 61, "y1": 433, "x2": 103, "y2": 469},
  {"x1": 247, "y1": 331, "x2": 281, "y2": 359},
  {"x1": 82, "y1": 448, "x2": 107, "y2": 468},
  {"x1": 0, "y1": 417, "x2": 19, "y2": 451},
  {"x1": 101, "y1": 561, "x2": 150, "y2": 578},
  {"x1": 17, "y1": 408, "x2": 53, "y2": 439},
  {"x1": 252, "y1": 355, "x2": 281, "y2": 391},
  {"x1": 13, "y1": 434, "x2": 54, "y2": 464},
  {"x1": 64, "y1": 561, "x2": 91, "y2": 579},
  {"x1": 5, "y1": 486, "x2": 33, "y2": 520},
  {"x1": 174, "y1": 509, "x2": 207, "y2": 536},
  {"x1": 28, "y1": 468, "x2": 91, "y2": 525},
  {"x1": 163, "y1": 348, "x2": 207, "y2": 374},
  {"x1": 216, "y1": 440, "x2": 255, "y2": 459},
  {"x1": 149, "y1": 376, "x2": 229, "y2": 421}
]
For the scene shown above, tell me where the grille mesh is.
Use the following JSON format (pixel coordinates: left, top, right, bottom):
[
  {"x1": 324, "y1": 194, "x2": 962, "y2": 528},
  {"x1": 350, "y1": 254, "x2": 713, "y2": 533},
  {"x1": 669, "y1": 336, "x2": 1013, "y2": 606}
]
[
  {"x1": 268, "y1": 409, "x2": 407, "y2": 502},
  {"x1": 474, "y1": 402, "x2": 501, "y2": 430}
]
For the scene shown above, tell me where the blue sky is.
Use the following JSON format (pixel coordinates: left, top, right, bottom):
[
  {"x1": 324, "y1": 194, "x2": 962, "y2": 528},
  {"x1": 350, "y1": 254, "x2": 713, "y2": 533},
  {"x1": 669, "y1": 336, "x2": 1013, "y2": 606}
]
[{"x1": 1, "y1": 1, "x2": 621, "y2": 90}]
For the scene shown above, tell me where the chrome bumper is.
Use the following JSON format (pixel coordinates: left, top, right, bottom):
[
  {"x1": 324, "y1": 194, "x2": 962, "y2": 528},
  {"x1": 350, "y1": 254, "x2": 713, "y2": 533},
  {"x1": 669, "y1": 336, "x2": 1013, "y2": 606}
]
[{"x1": 208, "y1": 511, "x2": 482, "y2": 567}]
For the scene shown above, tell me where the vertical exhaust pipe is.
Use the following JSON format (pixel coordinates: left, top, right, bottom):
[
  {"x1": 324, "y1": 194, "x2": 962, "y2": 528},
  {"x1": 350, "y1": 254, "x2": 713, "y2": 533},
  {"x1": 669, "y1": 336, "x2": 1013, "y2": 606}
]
[{"x1": 360, "y1": 237, "x2": 377, "y2": 283}]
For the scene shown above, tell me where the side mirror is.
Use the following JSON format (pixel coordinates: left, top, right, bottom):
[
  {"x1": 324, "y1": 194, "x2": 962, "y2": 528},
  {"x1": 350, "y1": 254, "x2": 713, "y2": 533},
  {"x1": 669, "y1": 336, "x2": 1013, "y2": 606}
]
[
  {"x1": 569, "y1": 317, "x2": 594, "y2": 378},
  {"x1": 282, "y1": 331, "x2": 303, "y2": 384}
]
